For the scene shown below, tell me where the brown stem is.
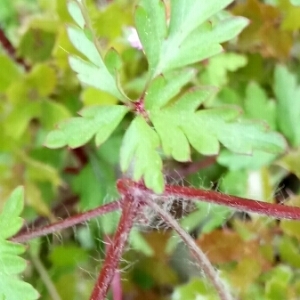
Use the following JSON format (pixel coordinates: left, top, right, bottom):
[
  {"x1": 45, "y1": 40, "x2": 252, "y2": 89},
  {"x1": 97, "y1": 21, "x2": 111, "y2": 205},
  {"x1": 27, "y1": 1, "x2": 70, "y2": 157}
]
[
  {"x1": 17, "y1": 195, "x2": 78, "y2": 236},
  {"x1": 11, "y1": 201, "x2": 121, "y2": 243},
  {"x1": 0, "y1": 27, "x2": 30, "y2": 71},
  {"x1": 90, "y1": 193, "x2": 140, "y2": 300},
  {"x1": 144, "y1": 197, "x2": 233, "y2": 300},
  {"x1": 117, "y1": 179, "x2": 300, "y2": 220}
]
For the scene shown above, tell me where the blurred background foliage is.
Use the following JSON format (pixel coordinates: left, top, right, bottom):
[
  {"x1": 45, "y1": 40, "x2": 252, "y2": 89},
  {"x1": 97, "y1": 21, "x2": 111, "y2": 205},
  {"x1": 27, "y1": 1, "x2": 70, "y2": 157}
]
[{"x1": 2, "y1": 0, "x2": 300, "y2": 299}]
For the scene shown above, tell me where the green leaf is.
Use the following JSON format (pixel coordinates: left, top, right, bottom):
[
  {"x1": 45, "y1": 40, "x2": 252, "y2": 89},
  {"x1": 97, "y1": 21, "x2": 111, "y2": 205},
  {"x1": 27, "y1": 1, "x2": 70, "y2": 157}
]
[
  {"x1": 200, "y1": 52, "x2": 248, "y2": 86},
  {"x1": 274, "y1": 65, "x2": 300, "y2": 146},
  {"x1": 135, "y1": 0, "x2": 167, "y2": 75},
  {"x1": 0, "y1": 187, "x2": 39, "y2": 300},
  {"x1": 0, "y1": 278, "x2": 39, "y2": 300},
  {"x1": 145, "y1": 69, "x2": 196, "y2": 110},
  {"x1": 4, "y1": 102, "x2": 41, "y2": 139},
  {"x1": 120, "y1": 116, "x2": 164, "y2": 193},
  {"x1": 218, "y1": 150, "x2": 277, "y2": 171},
  {"x1": 150, "y1": 89, "x2": 221, "y2": 158},
  {"x1": 0, "y1": 187, "x2": 24, "y2": 239},
  {"x1": 148, "y1": 85, "x2": 285, "y2": 174},
  {"x1": 67, "y1": 25, "x2": 104, "y2": 67},
  {"x1": 18, "y1": 28, "x2": 56, "y2": 62},
  {"x1": 68, "y1": 55, "x2": 126, "y2": 101},
  {"x1": 67, "y1": 0, "x2": 85, "y2": 29},
  {"x1": 0, "y1": 55, "x2": 22, "y2": 92},
  {"x1": 45, "y1": 105, "x2": 128, "y2": 148},
  {"x1": 26, "y1": 63, "x2": 57, "y2": 97},
  {"x1": 129, "y1": 228, "x2": 154, "y2": 256},
  {"x1": 168, "y1": 0, "x2": 232, "y2": 41},
  {"x1": 0, "y1": 254, "x2": 27, "y2": 275},
  {"x1": 135, "y1": 0, "x2": 249, "y2": 77},
  {"x1": 159, "y1": 16, "x2": 249, "y2": 73},
  {"x1": 104, "y1": 48, "x2": 123, "y2": 77},
  {"x1": 66, "y1": 5, "x2": 129, "y2": 102},
  {"x1": 244, "y1": 82, "x2": 276, "y2": 130},
  {"x1": 291, "y1": 0, "x2": 300, "y2": 6}
]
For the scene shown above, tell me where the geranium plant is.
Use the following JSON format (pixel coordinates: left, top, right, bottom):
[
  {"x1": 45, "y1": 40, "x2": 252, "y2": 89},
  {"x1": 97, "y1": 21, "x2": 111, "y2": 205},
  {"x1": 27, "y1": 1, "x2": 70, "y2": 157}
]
[{"x1": 2, "y1": 0, "x2": 300, "y2": 299}]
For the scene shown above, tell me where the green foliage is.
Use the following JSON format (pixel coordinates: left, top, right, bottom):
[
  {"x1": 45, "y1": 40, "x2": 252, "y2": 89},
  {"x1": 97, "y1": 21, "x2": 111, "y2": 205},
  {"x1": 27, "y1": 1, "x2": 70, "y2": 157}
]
[
  {"x1": 274, "y1": 64, "x2": 300, "y2": 147},
  {"x1": 45, "y1": 0, "x2": 286, "y2": 193},
  {"x1": 0, "y1": 187, "x2": 39, "y2": 300},
  {"x1": 2, "y1": 0, "x2": 300, "y2": 299}
]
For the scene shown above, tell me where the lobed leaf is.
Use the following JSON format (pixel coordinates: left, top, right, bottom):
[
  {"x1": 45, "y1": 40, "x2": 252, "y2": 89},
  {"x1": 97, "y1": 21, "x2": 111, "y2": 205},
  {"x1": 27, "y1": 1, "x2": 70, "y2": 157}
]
[
  {"x1": 120, "y1": 116, "x2": 164, "y2": 193},
  {"x1": 67, "y1": 0, "x2": 85, "y2": 29},
  {"x1": 150, "y1": 89, "x2": 286, "y2": 164},
  {"x1": 135, "y1": 0, "x2": 249, "y2": 78},
  {"x1": 45, "y1": 105, "x2": 129, "y2": 148},
  {"x1": 145, "y1": 69, "x2": 196, "y2": 110},
  {"x1": 0, "y1": 187, "x2": 24, "y2": 239},
  {"x1": 66, "y1": 1, "x2": 129, "y2": 102},
  {"x1": 0, "y1": 187, "x2": 39, "y2": 300},
  {"x1": 135, "y1": 0, "x2": 167, "y2": 75}
]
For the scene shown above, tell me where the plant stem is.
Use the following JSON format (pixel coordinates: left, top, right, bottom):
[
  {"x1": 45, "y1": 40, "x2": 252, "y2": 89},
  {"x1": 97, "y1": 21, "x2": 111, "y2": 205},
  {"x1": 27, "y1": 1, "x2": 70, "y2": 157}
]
[
  {"x1": 0, "y1": 27, "x2": 30, "y2": 71},
  {"x1": 11, "y1": 201, "x2": 121, "y2": 243},
  {"x1": 105, "y1": 236, "x2": 122, "y2": 300},
  {"x1": 30, "y1": 252, "x2": 62, "y2": 300},
  {"x1": 144, "y1": 196, "x2": 233, "y2": 300},
  {"x1": 117, "y1": 179, "x2": 300, "y2": 220},
  {"x1": 90, "y1": 194, "x2": 140, "y2": 300}
]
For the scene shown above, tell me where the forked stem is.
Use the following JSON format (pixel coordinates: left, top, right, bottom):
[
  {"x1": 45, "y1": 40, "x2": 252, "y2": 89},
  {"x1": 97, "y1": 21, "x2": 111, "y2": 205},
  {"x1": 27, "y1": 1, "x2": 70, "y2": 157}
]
[
  {"x1": 143, "y1": 196, "x2": 233, "y2": 300},
  {"x1": 90, "y1": 193, "x2": 140, "y2": 300}
]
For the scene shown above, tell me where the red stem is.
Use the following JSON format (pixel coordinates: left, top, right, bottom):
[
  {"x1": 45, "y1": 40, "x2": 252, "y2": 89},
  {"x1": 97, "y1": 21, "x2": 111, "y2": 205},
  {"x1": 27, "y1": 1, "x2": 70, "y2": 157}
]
[
  {"x1": 11, "y1": 201, "x2": 121, "y2": 243},
  {"x1": 90, "y1": 193, "x2": 140, "y2": 300},
  {"x1": 117, "y1": 179, "x2": 300, "y2": 220},
  {"x1": 104, "y1": 236, "x2": 122, "y2": 300}
]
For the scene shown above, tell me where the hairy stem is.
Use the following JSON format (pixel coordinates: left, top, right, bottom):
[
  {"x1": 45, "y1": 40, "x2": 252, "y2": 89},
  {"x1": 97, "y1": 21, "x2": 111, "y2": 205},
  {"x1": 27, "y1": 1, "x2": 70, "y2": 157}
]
[
  {"x1": 118, "y1": 179, "x2": 300, "y2": 220},
  {"x1": 11, "y1": 201, "x2": 121, "y2": 243},
  {"x1": 90, "y1": 193, "x2": 140, "y2": 300},
  {"x1": 144, "y1": 196, "x2": 233, "y2": 300},
  {"x1": 105, "y1": 235, "x2": 123, "y2": 300}
]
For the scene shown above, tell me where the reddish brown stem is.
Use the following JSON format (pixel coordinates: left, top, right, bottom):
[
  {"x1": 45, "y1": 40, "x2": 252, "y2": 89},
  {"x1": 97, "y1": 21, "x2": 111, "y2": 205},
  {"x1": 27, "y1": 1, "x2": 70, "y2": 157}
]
[
  {"x1": 11, "y1": 201, "x2": 121, "y2": 243},
  {"x1": 90, "y1": 193, "x2": 140, "y2": 300},
  {"x1": 0, "y1": 27, "x2": 30, "y2": 71},
  {"x1": 117, "y1": 179, "x2": 300, "y2": 220},
  {"x1": 104, "y1": 235, "x2": 122, "y2": 300},
  {"x1": 17, "y1": 195, "x2": 78, "y2": 236}
]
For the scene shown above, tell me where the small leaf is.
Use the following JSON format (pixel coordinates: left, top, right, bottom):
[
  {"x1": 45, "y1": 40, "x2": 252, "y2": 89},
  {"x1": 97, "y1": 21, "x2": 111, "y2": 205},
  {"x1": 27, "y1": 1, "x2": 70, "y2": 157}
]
[
  {"x1": 274, "y1": 65, "x2": 300, "y2": 147},
  {"x1": 145, "y1": 69, "x2": 196, "y2": 110},
  {"x1": 0, "y1": 254, "x2": 27, "y2": 275},
  {"x1": 0, "y1": 187, "x2": 39, "y2": 300},
  {"x1": 45, "y1": 105, "x2": 128, "y2": 148},
  {"x1": 0, "y1": 187, "x2": 24, "y2": 239},
  {"x1": 67, "y1": 0, "x2": 85, "y2": 29},
  {"x1": 244, "y1": 82, "x2": 276, "y2": 130},
  {"x1": 135, "y1": 0, "x2": 167, "y2": 75},
  {"x1": 0, "y1": 278, "x2": 39, "y2": 300},
  {"x1": 104, "y1": 48, "x2": 123, "y2": 77},
  {"x1": 120, "y1": 116, "x2": 164, "y2": 193},
  {"x1": 168, "y1": 0, "x2": 232, "y2": 42},
  {"x1": 200, "y1": 52, "x2": 248, "y2": 87},
  {"x1": 68, "y1": 55, "x2": 126, "y2": 100},
  {"x1": 67, "y1": 25, "x2": 104, "y2": 67},
  {"x1": 0, "y1": 55, "x2": 22, "y2": 92}
]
